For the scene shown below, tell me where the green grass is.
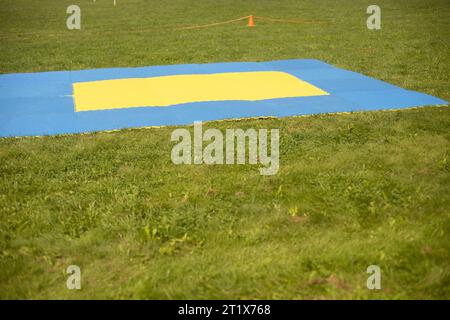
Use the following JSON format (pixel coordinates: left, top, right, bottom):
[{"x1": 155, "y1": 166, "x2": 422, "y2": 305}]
[{"x1": 0, "y1": 0, "x2": 449, "y2": 299}]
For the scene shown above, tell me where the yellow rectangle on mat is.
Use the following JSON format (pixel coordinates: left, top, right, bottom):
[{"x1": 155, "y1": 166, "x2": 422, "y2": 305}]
[{"x1": 73, "y1": 71, "x2": 328, "y2": 111}]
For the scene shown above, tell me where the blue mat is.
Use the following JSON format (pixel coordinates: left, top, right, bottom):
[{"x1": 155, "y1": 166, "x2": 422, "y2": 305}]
[{"x1": 0, "y1": 59, "x2": 447, "y2": 137}]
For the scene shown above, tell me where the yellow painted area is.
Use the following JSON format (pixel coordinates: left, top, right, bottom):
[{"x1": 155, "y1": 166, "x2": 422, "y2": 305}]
[{"x1": 73, "y1": 71, "x2": 328, "y2": 111}]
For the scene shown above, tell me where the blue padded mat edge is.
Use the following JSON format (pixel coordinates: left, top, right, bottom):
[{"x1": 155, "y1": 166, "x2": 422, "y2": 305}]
[{"x1": 0, "y1": 59, "x2": 447, "y2": 137}]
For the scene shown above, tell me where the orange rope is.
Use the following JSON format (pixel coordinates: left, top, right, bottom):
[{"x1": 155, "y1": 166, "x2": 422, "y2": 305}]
[
  {"x1": 174, "y1": 16, "x2": 250, "y2": 30},
  {"x1": 0, "y1": 15, "x2": 325, "y2": 39},
  {"x1": 255, "y1": 15, "x2": 324, "y2": 24}
]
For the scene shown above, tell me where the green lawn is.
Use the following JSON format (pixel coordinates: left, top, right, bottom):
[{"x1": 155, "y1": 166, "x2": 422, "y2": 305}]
[{"x1": 0, "y1": 0, "x2": 449, "y2": 299}]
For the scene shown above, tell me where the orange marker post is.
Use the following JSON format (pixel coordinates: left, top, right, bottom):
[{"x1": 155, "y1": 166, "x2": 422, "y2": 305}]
[{"x1": 248, "y1": 15, "x2": 255, "y2": 27}]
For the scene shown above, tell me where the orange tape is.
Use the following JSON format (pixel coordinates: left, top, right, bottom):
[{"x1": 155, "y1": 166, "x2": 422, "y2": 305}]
[
  {"x1": 174, "y1": 16, "x2": 250, "y2": 30},
  {"x1": 255, "y1": 16, "x2": 324, "y2": 24},
  {"x1": 0, "y1": 15, "x2": 325, "y2": 39}
]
